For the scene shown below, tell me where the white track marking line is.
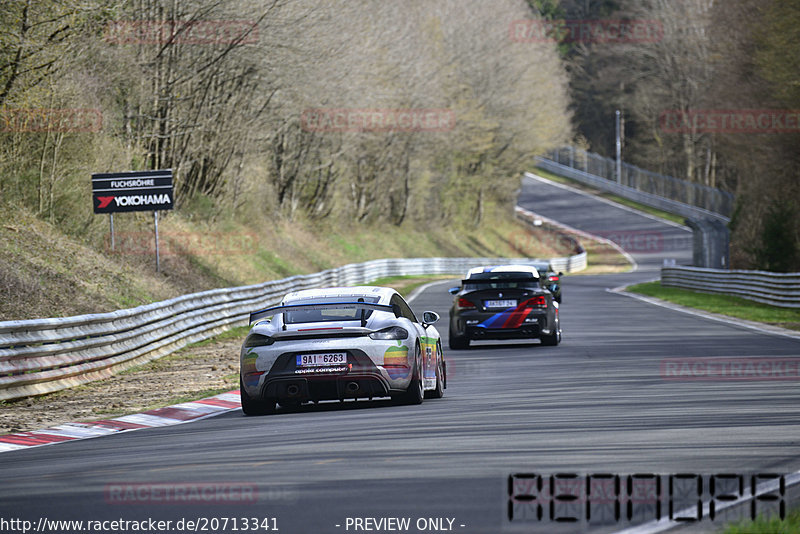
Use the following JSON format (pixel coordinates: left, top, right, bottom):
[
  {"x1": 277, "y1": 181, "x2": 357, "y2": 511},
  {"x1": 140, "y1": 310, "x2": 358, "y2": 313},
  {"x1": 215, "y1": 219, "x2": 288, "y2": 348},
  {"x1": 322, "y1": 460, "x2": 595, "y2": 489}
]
[
  {"x1": 516, "y1": 205, "x2": 639, "y2": 272},
  {"x1": 609, "y1": 283, "x2": 800, "y2": 341},
  {"x1": 406, "y1": 279, "x2": 457, "y2": 304}
]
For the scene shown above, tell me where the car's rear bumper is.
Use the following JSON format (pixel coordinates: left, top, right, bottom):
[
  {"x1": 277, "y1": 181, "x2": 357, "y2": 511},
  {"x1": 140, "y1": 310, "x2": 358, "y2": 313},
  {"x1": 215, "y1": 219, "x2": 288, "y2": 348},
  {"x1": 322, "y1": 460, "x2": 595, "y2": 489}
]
[
  {"x1": 465, "y1": 325, "x2": 541, "y2": 340},
  {"x1": 243, "y1": 348, "x2": 409, "y2": 402},
  {"x1": 263, "y1": 371, "x2": 394, "y2": 402},
  {"x1": 452, "y1": 309, "x2": 550, "y2": 338}
]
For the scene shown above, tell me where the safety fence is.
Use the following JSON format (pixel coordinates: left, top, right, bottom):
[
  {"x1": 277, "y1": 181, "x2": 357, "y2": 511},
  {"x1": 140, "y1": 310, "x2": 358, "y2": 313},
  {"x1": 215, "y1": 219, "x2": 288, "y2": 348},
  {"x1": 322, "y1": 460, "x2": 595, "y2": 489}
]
[
  {"x1": 537, "y1": 146, "x2": 734, "y2": 221},
  {"x1": 661, "y1": 266, "x2": 800, "y2": 308},
  {"x1": 0, "y1": 249, "x2": 586, "y2": 401}
]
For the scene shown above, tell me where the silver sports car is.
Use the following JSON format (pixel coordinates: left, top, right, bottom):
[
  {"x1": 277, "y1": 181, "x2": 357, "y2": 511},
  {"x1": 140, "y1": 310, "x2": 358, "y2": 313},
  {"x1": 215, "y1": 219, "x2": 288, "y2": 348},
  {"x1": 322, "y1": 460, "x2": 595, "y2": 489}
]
[{"x1": 240, "y1": 286, "x2": 446, "y2": 415}]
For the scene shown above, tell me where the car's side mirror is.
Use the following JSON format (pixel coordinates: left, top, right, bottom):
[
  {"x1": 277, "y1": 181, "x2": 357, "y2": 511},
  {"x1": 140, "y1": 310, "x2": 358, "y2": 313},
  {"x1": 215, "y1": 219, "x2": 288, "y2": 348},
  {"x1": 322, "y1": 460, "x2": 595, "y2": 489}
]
[
  {"x1": 422, "y1": 311, "x2": 440, "y2": 326},
  {"x1": 558, "y1": 272, "x2": 563, "y2": 276},
  {"x1": 448, "y1": 287, "x2": 460, "y2": 295}
]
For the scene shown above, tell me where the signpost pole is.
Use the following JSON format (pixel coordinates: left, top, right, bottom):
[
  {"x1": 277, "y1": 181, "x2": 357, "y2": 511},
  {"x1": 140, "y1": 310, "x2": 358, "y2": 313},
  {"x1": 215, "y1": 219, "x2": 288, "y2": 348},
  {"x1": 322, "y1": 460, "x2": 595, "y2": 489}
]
[
  {"x1": 154, "y1": 211, "x2": 160, "y2": 273},
  {"x1": 109, "y1": 214, "x2": 115, "y2": 252}
]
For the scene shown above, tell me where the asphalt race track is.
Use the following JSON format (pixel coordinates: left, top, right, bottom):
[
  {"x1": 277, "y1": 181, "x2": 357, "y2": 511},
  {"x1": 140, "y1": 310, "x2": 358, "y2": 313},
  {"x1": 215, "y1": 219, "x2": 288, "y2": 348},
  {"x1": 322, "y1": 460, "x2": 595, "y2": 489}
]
[{"x1": 1, "y1": 175, "x2": 798, "y2": 534}]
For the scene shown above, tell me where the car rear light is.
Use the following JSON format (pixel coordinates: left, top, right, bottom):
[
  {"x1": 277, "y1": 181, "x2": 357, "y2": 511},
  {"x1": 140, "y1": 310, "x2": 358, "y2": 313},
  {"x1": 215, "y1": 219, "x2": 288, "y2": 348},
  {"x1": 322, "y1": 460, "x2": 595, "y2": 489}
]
[
  {"x1": 522, "y1": 296, "x2": 547, "y2": 308},
  {"x1": 457, "y1": 298, "x2": 476, "y2": 310},
  {"x1": 369, "y1": 326, "x2": 409, "y2": 340},
  {"x1": 548, "y1": 275, "x2": 559, "y2": 282},
  {"x1": 244, "y1": 333, "x2": 274, "y2": 347}
]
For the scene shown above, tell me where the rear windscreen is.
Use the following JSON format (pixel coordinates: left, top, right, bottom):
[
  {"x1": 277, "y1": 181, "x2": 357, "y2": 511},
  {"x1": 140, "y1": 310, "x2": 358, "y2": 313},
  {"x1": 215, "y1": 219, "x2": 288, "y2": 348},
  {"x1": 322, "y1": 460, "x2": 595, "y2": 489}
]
[
  {"x1": 463, "y1": 273, "x2": 540, "y2": 291},
  {"x1": 283, "y1": 296, "x2": 381, "y2": 324}
]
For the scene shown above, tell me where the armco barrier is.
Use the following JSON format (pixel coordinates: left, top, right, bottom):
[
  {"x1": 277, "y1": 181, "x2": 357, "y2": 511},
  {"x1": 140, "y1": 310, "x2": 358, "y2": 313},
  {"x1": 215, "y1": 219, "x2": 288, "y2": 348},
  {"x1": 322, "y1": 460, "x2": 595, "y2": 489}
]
[
  {"x1": 532, "y1": 160, "x2": 731, "y2": 223},
  {"x1": 661, "y1": 266, "x2": 800, "y2": 308},
  {"x1": 542, "y1": 146, "x2": 734, "y2": 218},
  {"x1": 0, "y1": 254, "x2": 586, "y2": 401}
]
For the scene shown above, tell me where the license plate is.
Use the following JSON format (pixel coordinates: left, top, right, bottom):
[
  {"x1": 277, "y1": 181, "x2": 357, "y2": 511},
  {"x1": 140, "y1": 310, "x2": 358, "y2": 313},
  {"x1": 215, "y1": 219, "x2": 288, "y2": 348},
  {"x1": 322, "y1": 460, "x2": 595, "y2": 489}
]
[
  {"x1": 485, "y1": 299, "x2": 517, "y2": 308},
  {"x1": 296, "y1": 353, "x2": 347, "y2": 367}
]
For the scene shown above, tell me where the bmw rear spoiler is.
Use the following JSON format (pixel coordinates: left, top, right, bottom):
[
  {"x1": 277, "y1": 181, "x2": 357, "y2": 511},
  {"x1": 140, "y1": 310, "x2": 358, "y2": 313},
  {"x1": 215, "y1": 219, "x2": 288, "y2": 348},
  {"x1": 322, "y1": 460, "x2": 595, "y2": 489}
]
[
  {"x1": 461, "y1": 277, "x2": 539, "y2": 285},
  {"x1": 249, "y1": 302, "x2": 398, "y2": 325}
]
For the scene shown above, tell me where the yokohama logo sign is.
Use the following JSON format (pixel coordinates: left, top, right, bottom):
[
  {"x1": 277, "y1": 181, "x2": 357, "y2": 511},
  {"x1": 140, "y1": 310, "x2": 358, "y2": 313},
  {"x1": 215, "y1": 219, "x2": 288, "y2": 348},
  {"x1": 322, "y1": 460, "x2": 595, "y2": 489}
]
[
  {"x1": 96, "y1": 194, "x2": 172, "y2": 209},
  {"x1": 92, "y1": 169, "x2": 174, "y2": 213}
]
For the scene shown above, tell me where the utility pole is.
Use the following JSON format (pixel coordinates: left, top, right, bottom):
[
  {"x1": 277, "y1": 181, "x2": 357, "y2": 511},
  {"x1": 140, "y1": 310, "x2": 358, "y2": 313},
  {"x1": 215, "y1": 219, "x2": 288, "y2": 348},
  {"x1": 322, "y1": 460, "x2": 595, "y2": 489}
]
[{"x1": 615, "y1": 110, "x2": 622, "y2": 184}]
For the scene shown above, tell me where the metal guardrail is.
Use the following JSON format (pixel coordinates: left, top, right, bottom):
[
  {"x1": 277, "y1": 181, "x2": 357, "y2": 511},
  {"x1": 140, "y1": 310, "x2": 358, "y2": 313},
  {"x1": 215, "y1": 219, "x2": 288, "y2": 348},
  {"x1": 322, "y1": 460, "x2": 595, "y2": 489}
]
[
  {"x1": 534, "y1": 160, "x2": 731, "y2": 224},
  {"x1": 0, "y1": 250, "x2": 587, "y2": 401},
  {"x1": 661, "y1": 266, "x2": 800, "y2": 308},
  {"x1": 543, "y1": 146, "x2": 734, "y2": 218}
]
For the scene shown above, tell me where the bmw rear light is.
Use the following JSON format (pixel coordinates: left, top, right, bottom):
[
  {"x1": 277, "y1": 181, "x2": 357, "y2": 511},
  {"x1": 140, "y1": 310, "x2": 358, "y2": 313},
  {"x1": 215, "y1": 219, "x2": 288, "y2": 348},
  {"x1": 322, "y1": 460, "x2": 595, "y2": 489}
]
[
  {"x1": 522, "y1": 296, "x2": 547, "y2": 308},
  {"x1": 548, "y1": 275, "x2": 559, "y2": 282},
  {"x1": 457, "y1": 298, "x2": 476, "y2": 310}
]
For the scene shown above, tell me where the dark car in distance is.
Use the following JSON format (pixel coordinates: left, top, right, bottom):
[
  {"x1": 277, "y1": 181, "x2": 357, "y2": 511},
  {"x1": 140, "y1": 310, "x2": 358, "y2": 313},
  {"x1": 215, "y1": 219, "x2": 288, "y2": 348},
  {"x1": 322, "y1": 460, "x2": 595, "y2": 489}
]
[
  {"x1": 530, "y1": 260, "x2": 562, "y2": 303},
  {"x1": 447, "y1": 265, "x2": 561, "y2": 350}
]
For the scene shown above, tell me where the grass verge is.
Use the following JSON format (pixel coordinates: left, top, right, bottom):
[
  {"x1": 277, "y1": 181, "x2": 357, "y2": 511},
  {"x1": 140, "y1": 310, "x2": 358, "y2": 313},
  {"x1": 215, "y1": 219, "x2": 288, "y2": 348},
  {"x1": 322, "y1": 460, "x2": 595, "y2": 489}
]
[
  {"x1": 531, "y1": 168, "x2": 687, "y2": 226},
  {"x1": 580, "y1": 239, "x2": 633, "y2": 274},
  {"x1": 0, "y1": 206, "x2": 579, "y2": 321},
  {"x1": 724, "y1": 507, "x2": 800, "y2": 533},
  {"x1": 627, "y1": 281, "x2": 800, "y2": 332}
]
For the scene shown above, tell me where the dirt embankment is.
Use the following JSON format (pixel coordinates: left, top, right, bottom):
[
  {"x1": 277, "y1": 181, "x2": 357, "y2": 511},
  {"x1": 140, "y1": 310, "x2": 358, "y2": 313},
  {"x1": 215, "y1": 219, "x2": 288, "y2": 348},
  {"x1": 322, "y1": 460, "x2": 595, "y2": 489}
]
[{"x1": 0, "y1": 334, "x2": 242, "y2": 435}]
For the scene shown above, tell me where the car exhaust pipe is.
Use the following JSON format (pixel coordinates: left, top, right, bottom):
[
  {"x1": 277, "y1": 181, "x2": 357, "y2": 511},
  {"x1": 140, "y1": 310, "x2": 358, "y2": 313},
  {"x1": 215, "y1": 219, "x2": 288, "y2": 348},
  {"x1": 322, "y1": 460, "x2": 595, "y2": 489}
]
[
  {"x1": 345, "y1": 382, "x2": 360, "y2": 393},
  {"x1": 286, "y1": 384, "x2": 300, "y2": 397}
]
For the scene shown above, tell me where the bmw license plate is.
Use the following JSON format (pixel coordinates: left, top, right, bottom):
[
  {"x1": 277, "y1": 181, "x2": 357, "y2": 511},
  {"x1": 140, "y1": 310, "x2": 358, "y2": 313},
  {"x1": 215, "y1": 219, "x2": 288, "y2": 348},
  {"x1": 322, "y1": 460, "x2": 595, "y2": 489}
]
[
  {"x1": 484, "y1": 299, "x2": 517, "y2": 308},
  {"x1": 297, "y1": 353, "x2": 347, "y2": 367}
]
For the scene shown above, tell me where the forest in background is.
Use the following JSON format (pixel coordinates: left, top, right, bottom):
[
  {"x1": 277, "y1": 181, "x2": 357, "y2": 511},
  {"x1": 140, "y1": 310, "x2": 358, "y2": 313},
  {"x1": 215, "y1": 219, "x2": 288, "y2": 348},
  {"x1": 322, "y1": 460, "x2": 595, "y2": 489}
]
[
  {"x1": 1, "y1": 0, "x2": 798, "y2": 276},
  {"x1": 532, "y1": 0, "x2": 800, "y2": 270},
  {"x1": 0, "y1": 0, "x2": 570, "y2": 235}
]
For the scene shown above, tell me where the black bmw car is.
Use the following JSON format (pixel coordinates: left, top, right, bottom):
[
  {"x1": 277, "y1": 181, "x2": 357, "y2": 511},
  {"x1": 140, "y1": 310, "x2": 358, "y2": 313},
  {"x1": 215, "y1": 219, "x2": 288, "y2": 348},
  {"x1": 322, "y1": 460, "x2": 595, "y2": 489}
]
[{"x1": 448, "y1": 265, "x2": 561, "y2": 350}]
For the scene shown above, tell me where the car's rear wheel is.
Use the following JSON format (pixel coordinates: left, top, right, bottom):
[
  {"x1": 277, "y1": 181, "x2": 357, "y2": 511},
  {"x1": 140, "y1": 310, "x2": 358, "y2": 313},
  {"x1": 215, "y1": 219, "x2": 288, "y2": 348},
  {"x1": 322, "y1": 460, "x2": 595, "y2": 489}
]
[
  {"x1": 541, "y1": 330, "x2": 558, "y2": 346},
  {"x1": 240, "y1": 378, "x2": 276, "y2": 416},
  {"x1": 449, "y1": 336, "x2": 469, "y2": 350},
  {"x1": 541, "y1": 318, "x2": 561, "y2": 346},
  {"x1": 399, "y1": 344, "x2": 424, "y2": 405},
  {"x1": 425, "y1": 343, "x2": 445, "y2": 399},
  {"x1": 448, "y1": 326, "x2": 470, "y2": 350}
]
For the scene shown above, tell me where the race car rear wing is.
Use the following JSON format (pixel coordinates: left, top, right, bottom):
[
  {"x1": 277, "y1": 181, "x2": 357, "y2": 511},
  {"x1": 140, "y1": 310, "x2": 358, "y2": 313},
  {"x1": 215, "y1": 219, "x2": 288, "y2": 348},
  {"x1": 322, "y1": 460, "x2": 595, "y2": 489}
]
[
  {"x1": 249, "y1": 302, "x2": 398, "y2": 325},
  {"x1": 461, "y1": 277, "x2": 539, "y2": 285}
]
